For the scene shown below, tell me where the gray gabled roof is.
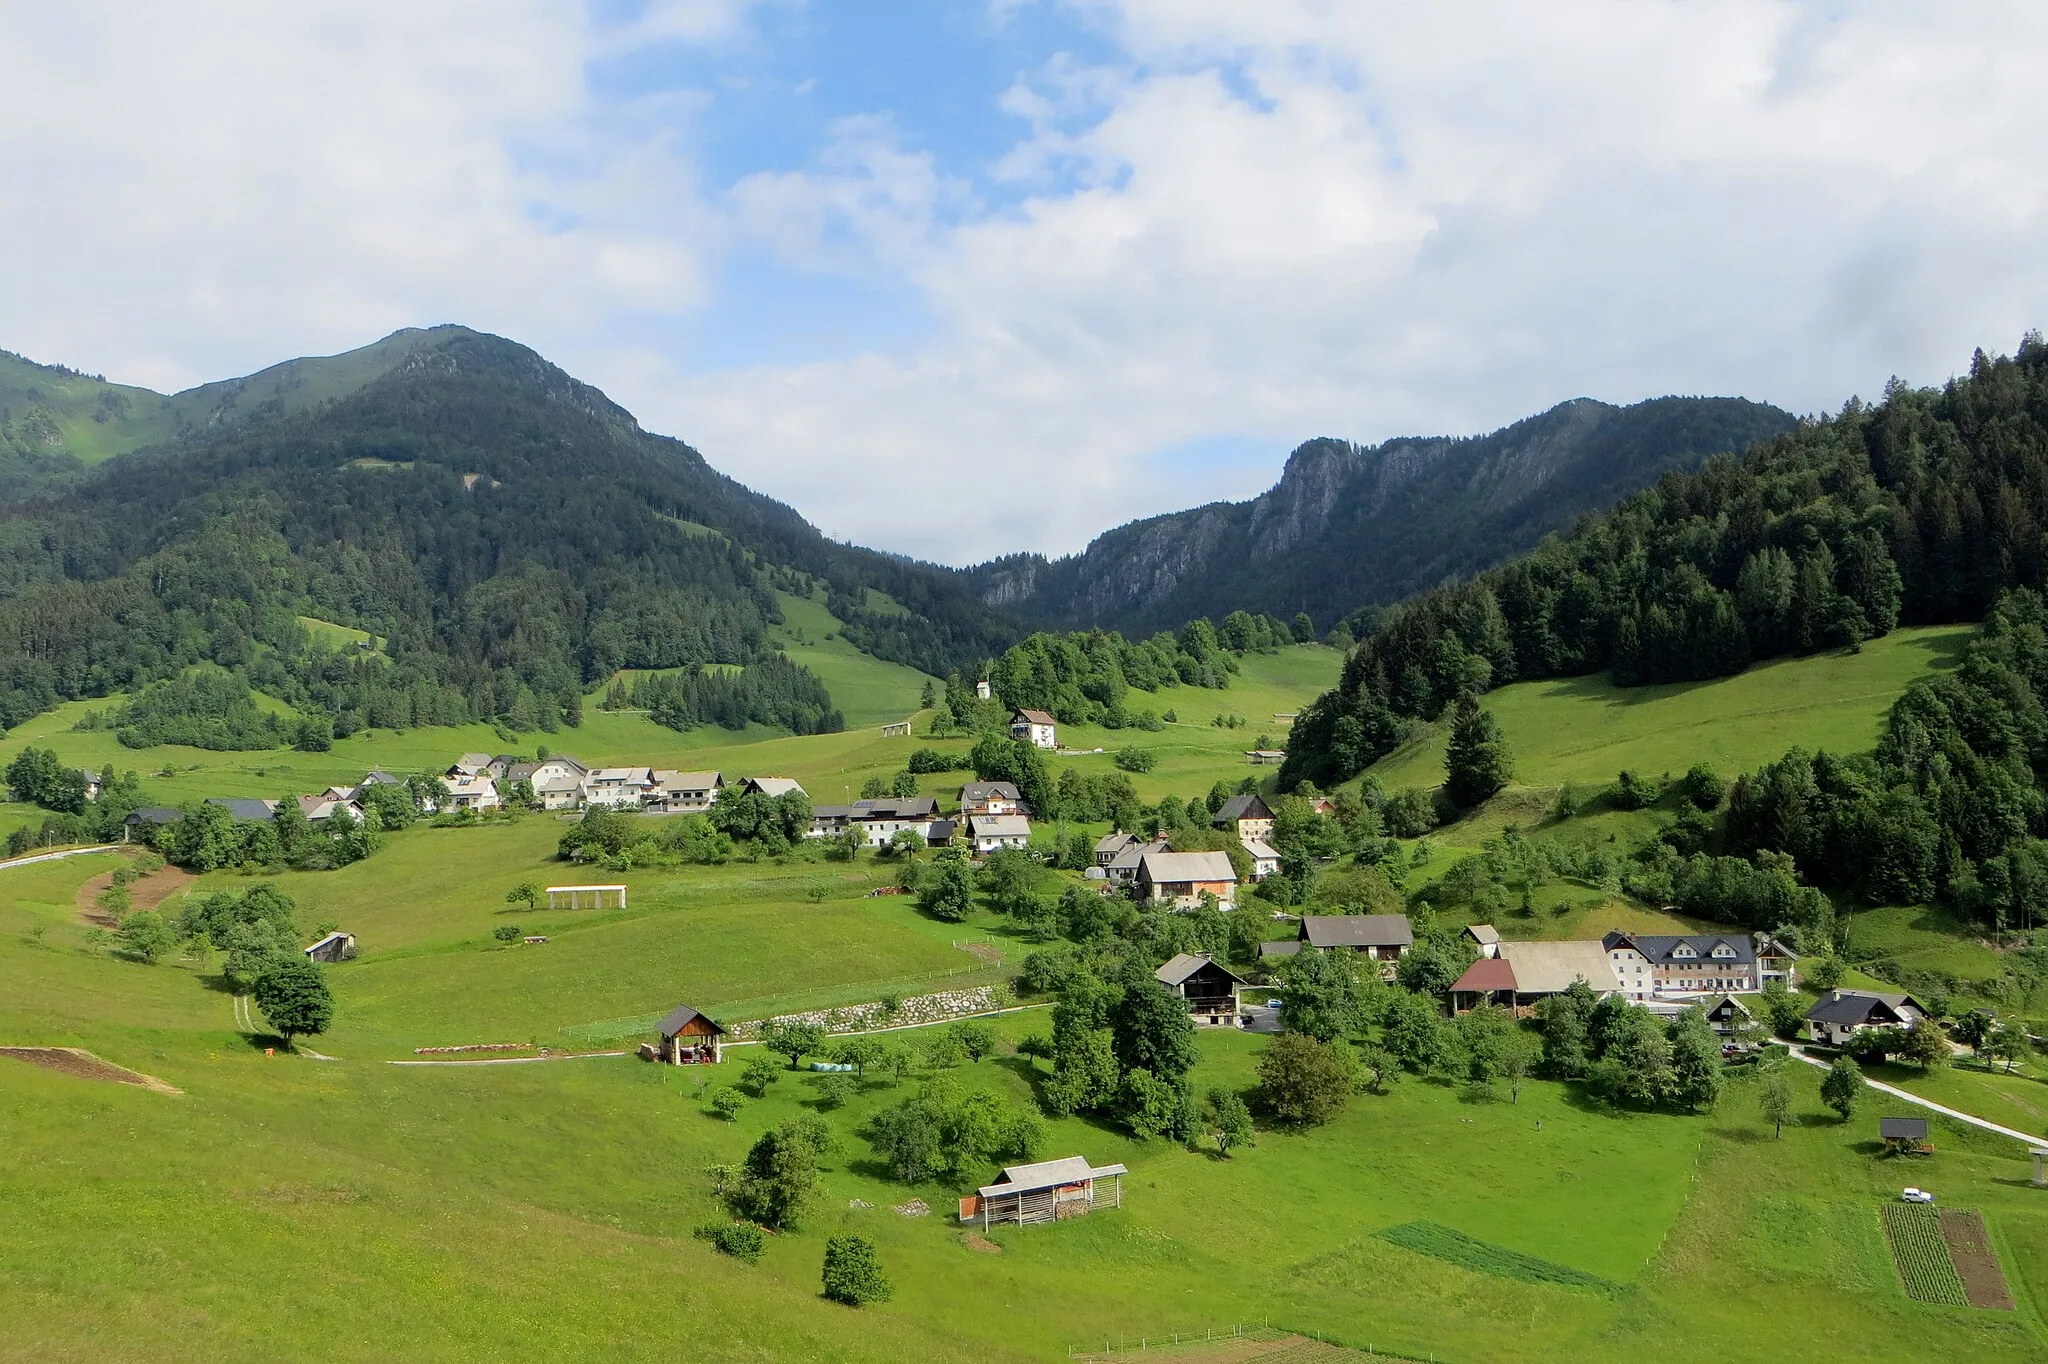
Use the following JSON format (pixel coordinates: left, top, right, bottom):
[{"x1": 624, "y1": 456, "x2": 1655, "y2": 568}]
[
  {"x1": 1804, "y1": 991, "x2": 1918, "y2": 1025},
  {"x1": 1302, "y1": 914, "x2": 1413, "y2": 949},
  {"x1": 125, "y1": 805, "x2": 183, "y2": 825},
  {"x1": 1603, "y1": 931, "x2": 1756, "y2": 965},
  {"x1": 1212, "y1": 793, "x2": 1273, "y2": 826},
  {"x1": 657, "y1": 1004, "x2": 726, "y2": 1039},
  {"x1": 1138, "y1": 850, "x2": 1238, "y2": 884},
  {"x1": 207, "y1": 797, "x2": 277, "y2": 822},
  {"x1": 1154, "y1": 952, "x2": 1246, "y2": 988},
  {"x1": 1879, "y1": 1117, "x2": 1930, "y2": 1140}
]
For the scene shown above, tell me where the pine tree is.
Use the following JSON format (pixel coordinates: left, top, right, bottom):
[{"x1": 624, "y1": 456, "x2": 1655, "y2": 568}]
[{"x1": 1443, "y1": 695, "x2": 1512, "y2": 807}]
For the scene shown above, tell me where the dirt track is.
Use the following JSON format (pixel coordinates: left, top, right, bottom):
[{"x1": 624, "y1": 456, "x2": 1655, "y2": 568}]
[
  {"x1": 0, "y1": 1046, "x2": 181, "y2": 1094},
  {"x1": 75, "y1": 863, "x2": 196, "y2": 926}
]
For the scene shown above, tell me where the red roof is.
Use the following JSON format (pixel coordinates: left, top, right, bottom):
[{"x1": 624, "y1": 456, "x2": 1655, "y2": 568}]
[{"x1": 1450, "y1": 958, "x2": 1518, "y2": 993}]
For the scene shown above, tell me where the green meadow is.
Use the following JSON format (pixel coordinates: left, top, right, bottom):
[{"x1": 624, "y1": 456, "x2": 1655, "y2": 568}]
[
  {"x1": 1367, "y1": 625, "x2": 1973, "y2": 793},
  {"x1": 4, "y1": 835, "x2": 2046, "y2": 1362},
  {"x1": 0, "y1": 645, "x2": 1343, "y2": 821}
]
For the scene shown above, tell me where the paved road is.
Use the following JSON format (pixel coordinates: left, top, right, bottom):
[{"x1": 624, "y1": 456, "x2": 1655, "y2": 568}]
[
  {"x1": 1785, "y1": 1044, "x2": 2043, "y2": 1148},
  {"x1": 0, "y1": 844, "x2": 120, "y2": 869}
]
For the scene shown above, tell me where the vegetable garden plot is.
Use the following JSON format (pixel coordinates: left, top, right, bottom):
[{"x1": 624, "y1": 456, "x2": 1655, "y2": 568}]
[
  {"x1": 1937, "y1": 1209, "x2": 2015, "y2": 1310},
  {"x1": 1880, "y1": 1203, "x2": 1967, "y2": 1306}
]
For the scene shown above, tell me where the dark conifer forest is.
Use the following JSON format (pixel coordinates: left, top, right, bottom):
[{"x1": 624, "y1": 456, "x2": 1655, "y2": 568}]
[
  {"x1": 0, "y1": 327, "x2": 1013, "y2": 737},
  {"x1": 1285, "y1": 336, "x2": 2048, "y2": 793}
]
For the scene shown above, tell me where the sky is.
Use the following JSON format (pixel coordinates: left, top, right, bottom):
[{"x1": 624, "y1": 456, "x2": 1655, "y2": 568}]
[{"x1": 1, "y1": 1, "x2": 2045, "y2": 565}]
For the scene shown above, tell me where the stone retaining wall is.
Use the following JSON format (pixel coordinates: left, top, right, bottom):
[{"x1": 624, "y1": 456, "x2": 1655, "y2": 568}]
[{"x1": 725, "y1": 985, "x2": 1002, "y2": 1040}]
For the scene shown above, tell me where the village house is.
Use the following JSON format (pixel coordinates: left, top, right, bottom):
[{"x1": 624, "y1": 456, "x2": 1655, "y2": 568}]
[
  {"x1": 967, "y1": 813, "x2": 1032, "y2": 853},
  {"x1": 583, "y1": 767, "x2": 657, "y2": 809},
  {"x1": 1094, "y1": 831, "x2": 1137, "y2": 867},
  {"x1": 494, "y1": 755, "x2": 588, "y2": 810},
  {"x1": 1448, "y1": 939, "x2": 1623, "y2": 1014},
  {"x1": 448, "y1": 752, "x2": 494, "y2": 779},
  {"x1": 1210, "y1": 792, "x2": 1275, "y2": 841},
  {"x1": 648, "y1": 769, "x2": 722, "y2": 814},
  {"x1": 1106, "y1": 837, "x2": 1170, "y2": 888},
  {"x1": 1463, "y1": 923, "x2": 1501, "y2": 957},
  {"x1": 1154, "y1": 952, "x2": 1247, "y2": 1026},
  {"x1": 207, "y1": 797, "x2": 278, "y2": 822},
  {"x1": 1803, "y1": 989, "x2": 1929, "y2": 1047},
  {"x1": 807, "y1": 805, "x2": 856, "y2": 838},
  {"x1": 295, "y1": 793, "x2": 364, "y2": 825},
  {"x1": 960, "y1": 781, "x2": 1028, "y2": 817},
  {"x1": 924, "y1": 818, "x2": 956, "y2": 848},
  {"x1": 1136, "y1": 849, "x2": 1238, "y2": 909},
  {"x1": 1009, "y1": 708, "x2": 1058, "y2": 750},
  {"x1": 1603, "y1": 932, "x2": 1760, "y2": 999},
  {"x1": 852, "y1": 796, "x2": 939, "y2": 846},
  {"x1": 1702, "y1": 994, "x2": 1756, "y2": 1039},
  {"x1": 1754, "y1": 932, "x2": 1801, "y2": 988},
  {"x1": 123, "y1": 806, "x2": 184, "y2": 840},
  {"x1": 1241, "y1": 836, "x2": 1280, "y2": 881},
  {"x1": 1288, "y1": 914, "x2": 1413, "y2": 978},
  {"x1": 742, "y1": 777, "x2": 806, "y2": 800},
  {"x1": 442, "y1": 774, "x2": 500, "y2": 812}
]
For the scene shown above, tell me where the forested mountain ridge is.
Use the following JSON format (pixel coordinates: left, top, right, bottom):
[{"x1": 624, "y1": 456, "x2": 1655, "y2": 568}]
[
  {"x1": 1283, "y1": 336, "x2": 2048, "y2": 793},
  {"x1": 0, "y1": 326, "x2": 1015, "y2": 739},
  {"x1": 966, "y1": 395, "x2": 1796, "y2": 635}
]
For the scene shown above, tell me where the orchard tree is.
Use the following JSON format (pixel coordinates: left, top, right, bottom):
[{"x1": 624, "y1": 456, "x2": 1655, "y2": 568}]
[
  {"x1": 918, "y1": 850, "x2": 975, "y2": 923},
  {"x1": 1820, "y1": 1055, "x2": 1864, "y2": 1121},
  {"x1": 834, "y1": 1034, "x2": 887, "y2": 1080},
  {"x1": 1203, "y1": 1086, "x2": 1255, "y2": 1156},
  {"x1": 1758, "y1": 1068, "x2": 1794, "y2": 1138},
  {"x1": 252, "y1": 957, "x2": 334, "y2": 1047},
  {"x1": 1257, "y1": 1032, "x2": 1355, "y2": 1126},
  {"x1": 765, "y1": 1020, "x2": 829, "y2": 1070},
  {"x1": 1899, "y1": 1022, "x2": 1949, "y2": 1070},
  {"x1": 720, "y1": 1117, "x2": 832, "y2": 1230},
  {"x1": 821, "y1": 1233, "x2": 892, "y2": 1306}
]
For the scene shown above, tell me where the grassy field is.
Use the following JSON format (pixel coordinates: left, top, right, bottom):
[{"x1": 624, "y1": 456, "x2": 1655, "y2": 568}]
[
  {"x1": 0, "y1": 646, "x2": 1343, "y2": 823},
  {"x1": 4, "y1": 835, "x2": 2046, "y2": 1362},
  {"x1": 764, "y1": 589, "x2": 940, "y2": 728},
  {"x1": 1368, "y1": 626, "x2": 1973, "y2": 793}
]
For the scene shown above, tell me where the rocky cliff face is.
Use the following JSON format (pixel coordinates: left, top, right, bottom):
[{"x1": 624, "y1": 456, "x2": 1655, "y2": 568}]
[{"x1": 964, "y1": 395, "x2": 1795, "y2": 634}]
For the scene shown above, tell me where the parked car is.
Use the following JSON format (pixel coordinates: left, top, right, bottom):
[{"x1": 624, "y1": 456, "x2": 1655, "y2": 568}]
[{"x1": 1901, "y1": 1188, "x2": 1935, "y2": 1204}]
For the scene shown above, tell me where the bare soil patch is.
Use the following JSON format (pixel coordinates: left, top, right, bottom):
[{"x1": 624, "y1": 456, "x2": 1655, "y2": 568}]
[
  {"x1": 0, "y1": 1046, "x2": 180, "y2": 1094},
  {"x1": 75, "y1": 863, "x2": 196, "y2": 926},
  {"x1": 1938, "y1": 1208, "x2": 2015, "y2": 1310},
  {"x1": 959, "y1": 1231, "x2": 1002, "y2": 1254}
]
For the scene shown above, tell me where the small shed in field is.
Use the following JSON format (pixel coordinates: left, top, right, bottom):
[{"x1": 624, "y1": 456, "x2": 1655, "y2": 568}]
[
  {"x1": 546, "y1": 884, "x2": 626, "y2": 910},
  {"x1": 1880, "y1": 1116, "x2": 1932, "y2": 1155},
  {"x1": 654, "y1": 1004, "x2": 726, "y2": 1065},
  {"x1": 962, "y1": 1156, "x2": 1127, "y2": 1229},
  {"x1": 303, "y1": 931, "x2": 357, "y2": 963}
]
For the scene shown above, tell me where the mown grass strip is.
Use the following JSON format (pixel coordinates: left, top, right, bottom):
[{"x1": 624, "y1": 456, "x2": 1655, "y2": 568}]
[
  {"x1": 1373, "y1": 1220, "x2": 1619, "y2": 1293},
  {"x1": 1879, "y1": 1203, "x2": 1967, "y2": 1306}
]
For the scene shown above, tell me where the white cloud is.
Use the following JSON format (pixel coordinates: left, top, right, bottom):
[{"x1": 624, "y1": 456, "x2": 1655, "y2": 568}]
[
  {"x1": 0, "y1": 1, "x2": 720, "y2": 389},
  {"x1": 652, "y1": 1, "x2": 2048, "y2": 562},
  {"x1": 1, "y1": 2, "x2": 2045, "y2": 567}
]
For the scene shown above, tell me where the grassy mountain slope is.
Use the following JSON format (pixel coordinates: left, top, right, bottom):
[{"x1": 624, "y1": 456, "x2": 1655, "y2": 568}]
[
  {"x1": 1367, "y1": 623, "x2": 1972, "y2": 791},
  {"x1": 969, "y1": 395, "x2": 1795, "y2": 635},
  {"x1": 0, "y1": 327, "x2": 443, "y2": 477}
]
